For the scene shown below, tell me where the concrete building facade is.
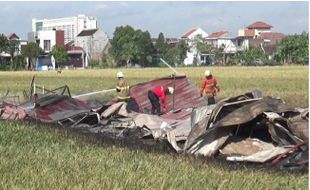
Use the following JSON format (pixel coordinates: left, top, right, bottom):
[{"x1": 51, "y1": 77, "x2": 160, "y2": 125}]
[
  {"x1": 32, "y1": 14, "x2": 97, "y2": 44},
  {"x1": 28, "y1": 30, "x2": 65, "y2": 70},
  {"x1": 75, "y1": 28, "x2": 110, "y2": 67}
]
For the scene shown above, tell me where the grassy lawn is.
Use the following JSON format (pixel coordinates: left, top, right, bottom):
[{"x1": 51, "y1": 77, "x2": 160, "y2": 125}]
[
  {"x1": 0, "y1": 66, "x2": 308, "y2": 189},
  {"x1": 0, "y1": 121, "x2": 307, "y2": 189},
  {"x1": 0, "y1": 66, "x2": 308, "y2": 106}
]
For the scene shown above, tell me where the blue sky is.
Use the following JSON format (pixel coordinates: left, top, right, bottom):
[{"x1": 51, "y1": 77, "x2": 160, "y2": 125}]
[{"x1": 0, "y1": 1, "x2": 308, "y2": 39}]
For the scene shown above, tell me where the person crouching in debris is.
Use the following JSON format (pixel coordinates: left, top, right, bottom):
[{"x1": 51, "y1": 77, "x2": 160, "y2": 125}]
[
  {"x1": 116, "y1": 71, "x2": 131, "y2": 102},
  {"x1": 199, "y1": 70, "x2": 220, "y2": 105},
  {"x1": 148, "y1": 86, "x2": 174, "y2": 115}
]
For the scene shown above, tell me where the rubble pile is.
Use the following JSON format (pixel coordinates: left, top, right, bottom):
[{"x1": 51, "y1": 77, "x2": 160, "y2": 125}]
[{"x1": 0, "y1": 76, "x2": 308, "y2": 171}]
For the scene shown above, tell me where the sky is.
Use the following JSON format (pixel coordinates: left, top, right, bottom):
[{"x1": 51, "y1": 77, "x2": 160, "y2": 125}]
[{"x1": 0, "y1": 1, "x2": 308, "y2": 39}]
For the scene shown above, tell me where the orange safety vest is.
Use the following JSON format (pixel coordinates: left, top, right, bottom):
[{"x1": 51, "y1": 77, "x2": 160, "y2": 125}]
[{"x1": 199, "y1": 75, "x2": 220, "y2": 97}]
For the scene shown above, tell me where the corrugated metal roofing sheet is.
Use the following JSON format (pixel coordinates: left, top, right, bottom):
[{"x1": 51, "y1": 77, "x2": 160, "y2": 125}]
[
  {"x1": 35, "y1": 96, "x2": 90, "y2": 122},
  {"x1": 130, "y1": 75, "x2": 207, "y2": 120}
]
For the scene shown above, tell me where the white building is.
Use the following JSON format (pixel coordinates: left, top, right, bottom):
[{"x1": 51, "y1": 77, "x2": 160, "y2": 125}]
[
  {"x1": 32, "y1": 14, "x2": 97, "y2": 44},
  {"x1": 206, "y1": 31, "x2": 249, "y2": 54},
  {"x1": 28, "y1": 30, "x2": 65, "y2": 70},
  {"x1": 181, "y1": 28, "x2": 208, "y2": 66}
]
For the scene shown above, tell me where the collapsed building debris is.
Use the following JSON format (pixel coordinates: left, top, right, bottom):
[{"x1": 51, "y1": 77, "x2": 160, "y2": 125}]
[{"x1": 0, "y1": 75, "x2": 308, "y2": 171}]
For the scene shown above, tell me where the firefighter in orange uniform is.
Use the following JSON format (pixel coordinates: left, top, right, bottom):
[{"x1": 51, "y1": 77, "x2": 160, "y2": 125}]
[
  {"x1": 199, "y1": 70, "x2": 220, "y2": 105},
  {"x1": 116, "y1": 71, "x2": 131, "y2": 102}
]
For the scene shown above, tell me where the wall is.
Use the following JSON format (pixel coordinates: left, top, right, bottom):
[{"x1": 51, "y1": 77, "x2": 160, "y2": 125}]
[{"x1": 37, "y1": 30, "x2": 56, "y2": 53}]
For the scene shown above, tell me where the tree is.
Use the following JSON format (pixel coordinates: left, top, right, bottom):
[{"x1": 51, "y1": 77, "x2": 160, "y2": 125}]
[
  {"x1": 109, "y1": 25, "x2": 155, "y2": 67},
  {"x1": 155, "y1": 32, "x2": 168, "y2": 59},
  {"x1": 88, "y1": 59, "x2": 99, "y2": 68},
  {"x1": 22, "y1": 42, "x2": 42, "y2": 70},
  {"x1": 51, "y1": 46, "x2": 69, "y2": 68},
  {"x1": 109, "y1": 25, "x2": 139, "y2": 67},
  {"x1": 194, "y1": 36, "x2": 224, "y2": 65},
  {"x1": 8, "y1": 40, "x2": 17, "y2": 65},
  {"x1": 0, "y1": 34, "x2": 10, "y2": 65},
  {"x1": 135, "y1": 30, "x2": 155, "y2": 67},
  {"x1": 274, "y1": 32, "x2": 308, "y2": 65},
  {"x1": 101, "y1": 53, "x2": 116, "y2": 68},
  {"x1": 239, "y1": 47, "x2": 266, "y2": 66},
  {"x1": 164, "y1": 40, "x2": 188, "y2": 66},
  {"x1": 11, "y1": 55, "x2": 25, "y2": 71}
]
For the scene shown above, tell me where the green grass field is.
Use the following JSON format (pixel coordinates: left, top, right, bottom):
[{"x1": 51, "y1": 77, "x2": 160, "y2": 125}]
[
  {"x1": 0, "y1": 66, "x2": 308, "y2": 189},
  {"x1": 0, "y1": 66, "x2": 308, "y2": 106}
]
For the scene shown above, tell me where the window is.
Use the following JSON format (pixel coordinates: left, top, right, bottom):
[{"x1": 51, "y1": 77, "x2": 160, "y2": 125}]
[
  {"x1": 237, "y1": 39, "x2": 242, "y2": 46},
  {"x1": 44, "y1": 40, "x2": 51, "y2": 51}
]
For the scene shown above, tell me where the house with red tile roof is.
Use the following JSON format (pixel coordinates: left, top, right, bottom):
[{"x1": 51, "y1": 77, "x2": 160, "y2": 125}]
[
  {"x1": 181, "y1": 27, "x2": 208, "y2": 66},
  {"x1": 256, "y1": 32, "x2": 285, "y2": 44},
  {"x1": 246, "y1": 21, "x2": 273, "y2": 30},
  {"x1": 0, "y1": 33, "x2": 28, "y2": 65},
  {"x1": 239, "y1": 21, "x2": 273, "y2": 38},
  {"x1": 206, "y1": 31, "x2": 229, "y2": 39},
  {"x1": 237, "y1": 21, "x2": 285, "y2": 56},
  {"x1": 205, "y1": 31, "x2": 249, "y2": 54},
  {"x1": 181, "y1": 27, "x2": 208, "y2": 40}
]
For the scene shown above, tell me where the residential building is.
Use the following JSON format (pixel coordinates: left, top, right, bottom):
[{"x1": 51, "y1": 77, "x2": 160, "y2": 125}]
[
  {"x1": 206, "y1": 31, "x2": 249, "y2": 53},
  {"x1": 181, "y1": 27, "x2": 208, "y2": 41},
  {"x1": 32, "y1": 14, "x2": 97, "y2": 44},
  {"x1": 203, "y1": 31, "x2": 250, "y2": 65},
  {"x1": 166, "y1": 38, "x2": 180, "y2": 45},
  {"x1": 256, "y1": 32, "x2": 285, "y2": 45},
  {"x1": 238, "y1": 21, "x2": 272, "y2": 38},
  {"x1": 0, "y1": 33, "x2": 28, "y2": 65},
  {"x1": 238, "y1": 21, "x2": 285, "y2": 57},
  {"x1": 181, "y1": 27, "x2": 208, "y2": 66},
  {"x1": 65, "y1": 45, "x2": 86, "y2": 68},
  {"x1": 7, "y1": 33, "x2": 28, "y2": 56},
  {"x1": 28, "y1": 30, "x2": 65, "y2": 70},
  {"x1": 75, "y1": 28, "x2": 110, "y2": 67}
]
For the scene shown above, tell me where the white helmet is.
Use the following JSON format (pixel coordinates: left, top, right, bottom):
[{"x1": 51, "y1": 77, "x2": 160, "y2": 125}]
[
  {"x1": 204, "y1": 70, "x2": 211, "y2": 77},
  {"x1": 116, "y1": 71, "x2": 124, "y2": 78},
  {"x1": 167, "y1": 87, "x2": 174, "y2": 94}
]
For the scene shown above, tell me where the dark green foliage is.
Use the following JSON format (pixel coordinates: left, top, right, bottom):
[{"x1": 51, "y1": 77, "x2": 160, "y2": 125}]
[
  {"x1": 88, "y1": 59, "x2": 99, "y2": 68},
  {"x1": 11, "y1": 55, "x2": 25, "y2": 70},
  {"x1": 274, "y1": 32, "x2": 309, "y2": 65},
  {"x1": 155, "y1": 33, "x2": 188, "y2": 67},
  {"x1": 239, "y1": 47, "x2": 267, "y2": 66},
  {"x1": 0, "y1": 34, "x2": 10, "y2": 66},
  {"x1": 0, "y1": 34, "x2": 9, "y2": 54},
  {"x1": 51, "y1": 46, "x2": 69, "y2": 68},
  {"x1": 101, "y1": 53, "x2": 117, "y2": 68},
  {"x1": 22, "y1": 42, "x2": 42, "y2": 70},
  {"x1": 109, "y1": 25, "x2": 154, "y2": 67},
  {"x1": 194, "y1": 35, "x2": 223, "y2": 65},
  {"x1": 155, "y1": 32, "x2": 168, "y2": 59}
]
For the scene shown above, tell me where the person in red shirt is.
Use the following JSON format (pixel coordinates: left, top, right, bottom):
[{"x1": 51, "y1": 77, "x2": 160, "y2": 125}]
[
  {"x1": 199, "y1": 70, "x2": 220, "y2": 105},
  {"x1": 148, "y1": 86, "x2": 174, "y2": 115}
]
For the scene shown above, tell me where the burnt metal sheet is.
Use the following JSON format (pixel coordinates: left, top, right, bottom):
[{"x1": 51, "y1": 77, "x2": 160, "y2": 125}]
[
  {"x1": 213, "y1": 97, "x2": 296, "y2": 128},
  {"x1": 220, "y1": 137, "x2": 280, "y2": 156},
  {"x1": 226, "y1": 147, "x2": 288, "y2": 163},
  {"x1": 34, "y1": 95, "x2": 91, "y2": 123},
  {"x1": 130, "y1": 75, "x2": 207, "y2": 117}
]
